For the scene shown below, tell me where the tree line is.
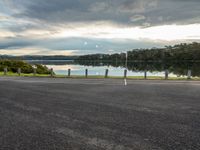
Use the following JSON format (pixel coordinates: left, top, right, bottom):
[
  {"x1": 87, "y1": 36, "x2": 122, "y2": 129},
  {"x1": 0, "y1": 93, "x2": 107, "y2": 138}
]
[
  {"x1": 0, "y1": 55, "x2": 78, "y2": 60},
  {"x1": 75, "y1": 42, "x2": 200, "y2": 62}
]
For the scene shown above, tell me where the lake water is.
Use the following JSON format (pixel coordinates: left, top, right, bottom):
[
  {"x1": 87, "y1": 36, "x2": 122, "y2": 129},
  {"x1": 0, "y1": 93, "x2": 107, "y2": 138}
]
[
  {"x1": 27, "y1": 60, "x2": 181, "y2": 77},
  {"x1": 47, "y1": 64, "x2": 176, "y2": 77}
]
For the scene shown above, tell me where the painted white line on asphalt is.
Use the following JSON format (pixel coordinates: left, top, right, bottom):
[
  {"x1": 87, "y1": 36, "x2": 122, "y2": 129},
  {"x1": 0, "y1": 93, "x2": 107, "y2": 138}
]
[{"x1": 124, "y1": 78, "x2": 127, "y2": 86}]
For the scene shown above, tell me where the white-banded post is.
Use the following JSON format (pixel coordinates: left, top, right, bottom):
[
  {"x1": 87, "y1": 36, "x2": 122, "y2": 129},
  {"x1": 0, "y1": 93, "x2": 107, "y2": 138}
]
[
  {"x1": 105, "y1": 69, "x2": 109, "y2": 78},
  {"x1": 18, "y1": 68, "x2": 21, "y2": 76},
  {"x1": 85, "y1": 69, "x2": 88, "y2": 78},
  {"x1": 125, "y1": 52, "x2": 128, "y2": 69},
  {"x1": 68, "y1": 69, "x2": 71, "y2": 77},
  {"x1": 187, "y1": 70, "x2": 192, "y2": 79},
  {"x1": 4, "y1": 68, "x2": 7, "y2": 76},
  {"x1": 165, "y1": 69, "x2": 169, "y2": 80},
  {"x1": 124, "y1": 52, "x2": 128, "y2": 85}
]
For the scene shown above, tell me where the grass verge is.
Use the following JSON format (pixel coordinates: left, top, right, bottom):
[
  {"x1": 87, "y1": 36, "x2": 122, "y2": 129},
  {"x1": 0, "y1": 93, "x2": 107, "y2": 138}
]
[{"x1": 0, "y1": 72, "x2": 200, "y2": 80}]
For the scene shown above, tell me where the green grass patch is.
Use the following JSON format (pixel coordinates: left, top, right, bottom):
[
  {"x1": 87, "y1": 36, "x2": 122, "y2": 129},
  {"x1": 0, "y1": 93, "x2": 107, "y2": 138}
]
[
  {"x1": 1, "y1": 72, "x2": 200, "y2": 80},
  {"x1": 0, "y1": 72, "x2": 50, "y2": 77}
]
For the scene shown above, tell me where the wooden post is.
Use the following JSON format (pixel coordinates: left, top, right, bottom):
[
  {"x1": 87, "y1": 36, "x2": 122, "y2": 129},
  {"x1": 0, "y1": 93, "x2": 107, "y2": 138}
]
[
  {"x1": 105, "y1": 69, "x2": 109, "y2": 78},
  {"x1": 50, "y1": 68, "x2": 54, "y2": 77},
  {"x1": 165, "y1": 69, "x2": 169, "y2": 80},
  {"x1": 124, "y1": 69, "x2": 127, "y2": 79},
  {"x1": 33, "y1": 68, "x2": 36, "y2": 76},
  {"x1": 144, "y1": 70, "x2": 147, "y2": 79},
  {"x1": 18, "y1": 68, "x2": 21, "y2": 76},
  {"x1": 68, "y1": 69, "x2": 71, "y2": 77},
  {"x1": 85, "y1": 69, "x2": 88, "y2": 78},
  {"x1": 4, "y1": 68, "x2": 7, "y2": 75},
  {"x1": 187, "y1": 70, "x2": 191, "y2": 79}
]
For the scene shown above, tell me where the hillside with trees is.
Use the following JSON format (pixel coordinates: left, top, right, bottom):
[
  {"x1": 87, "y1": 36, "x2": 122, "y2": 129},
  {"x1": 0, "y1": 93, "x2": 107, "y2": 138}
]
[{"x1": 76, "y1": 42, "x2": 200, "y2": 62}]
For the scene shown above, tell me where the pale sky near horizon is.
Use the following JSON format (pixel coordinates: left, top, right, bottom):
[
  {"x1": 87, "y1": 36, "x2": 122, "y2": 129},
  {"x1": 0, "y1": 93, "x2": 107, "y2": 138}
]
[{"x1": 0, "y1": 0, "x2": 200, "y2": 56}]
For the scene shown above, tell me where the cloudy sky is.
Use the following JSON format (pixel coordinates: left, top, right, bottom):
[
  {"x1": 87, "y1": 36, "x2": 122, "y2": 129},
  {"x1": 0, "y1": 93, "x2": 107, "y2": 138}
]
[{"x1": 0, "y1": 0, "x2": 200, "y2": 55}]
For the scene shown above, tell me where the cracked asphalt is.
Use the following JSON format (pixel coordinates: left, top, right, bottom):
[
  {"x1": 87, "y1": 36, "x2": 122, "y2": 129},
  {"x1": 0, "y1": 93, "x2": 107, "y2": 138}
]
[{"x1": 0, "y1": 77, "x2": 200, "y2": 150}]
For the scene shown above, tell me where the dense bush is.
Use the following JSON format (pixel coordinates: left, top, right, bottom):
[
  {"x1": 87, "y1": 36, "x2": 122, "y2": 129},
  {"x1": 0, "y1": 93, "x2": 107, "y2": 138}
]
[
  {"x1": 34, "y1": 64, "x2": 51, "y2": 74},
  {"x1": 0, "y1": 60, "x2": 51, "y2": 74}
]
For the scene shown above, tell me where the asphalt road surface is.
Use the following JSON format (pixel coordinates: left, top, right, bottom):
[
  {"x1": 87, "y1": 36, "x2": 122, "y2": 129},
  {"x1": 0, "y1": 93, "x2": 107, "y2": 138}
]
[{"x1": 0, "y1": 77, "x2": 200, "y2": 150}]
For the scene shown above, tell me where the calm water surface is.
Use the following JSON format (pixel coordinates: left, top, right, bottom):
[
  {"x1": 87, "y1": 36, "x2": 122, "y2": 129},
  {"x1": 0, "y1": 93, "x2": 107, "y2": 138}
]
[
  {"x1": 48, "y1": 64, "x2": 175, "y2": 77},
  {"x1": 27, "y1": 60, "x2": 178, "y2": 77}
]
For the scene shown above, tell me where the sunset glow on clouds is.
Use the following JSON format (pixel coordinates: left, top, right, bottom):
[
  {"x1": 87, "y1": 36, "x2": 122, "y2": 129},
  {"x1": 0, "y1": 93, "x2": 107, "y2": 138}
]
[{"x1": 0, "y1": 0, "x2": 200, "y2": 55}]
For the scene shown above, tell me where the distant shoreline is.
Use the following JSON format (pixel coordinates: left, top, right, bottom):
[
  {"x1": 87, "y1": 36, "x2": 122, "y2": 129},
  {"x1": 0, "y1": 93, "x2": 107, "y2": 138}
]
[{"x1": 24, "y1": 60, "x2": 74, "y2": 62}]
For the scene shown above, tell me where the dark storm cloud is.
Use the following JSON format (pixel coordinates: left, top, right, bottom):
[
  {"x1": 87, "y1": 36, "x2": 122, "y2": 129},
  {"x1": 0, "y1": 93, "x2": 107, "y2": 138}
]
[
  {"x1": 17, "y1": 0, "x2": 126, "y2": 24},
  {"x1": 145, "y1": 0, "x2": 200, "y2": 26},
  {"x1": 0, "y1": 38, "x2": 35, "y2": 50},
  {"x1": 11, "y1": 0, "x2": 200, "y2": 26}
]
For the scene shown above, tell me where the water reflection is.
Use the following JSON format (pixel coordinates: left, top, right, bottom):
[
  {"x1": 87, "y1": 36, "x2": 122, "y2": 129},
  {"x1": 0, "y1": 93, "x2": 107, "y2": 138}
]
[
  {"x1": 75, "y1": 60, "x2": 200, "y2": 77},
  {"x1": 26, "y1": 60, "x2": 200, "y2": 77}
]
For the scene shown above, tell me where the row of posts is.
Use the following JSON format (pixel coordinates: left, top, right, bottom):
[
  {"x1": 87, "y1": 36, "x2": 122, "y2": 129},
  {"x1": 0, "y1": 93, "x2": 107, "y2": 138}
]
[
  {"x1": 2, "y1": 67, "x2": 193, "y2": 79},
  {"x1": 66, "y1": 68, "x2": 109, "y2": 78},
  {"x1": 63, "y1": 68, "x2": 193, "y2": 79}
]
